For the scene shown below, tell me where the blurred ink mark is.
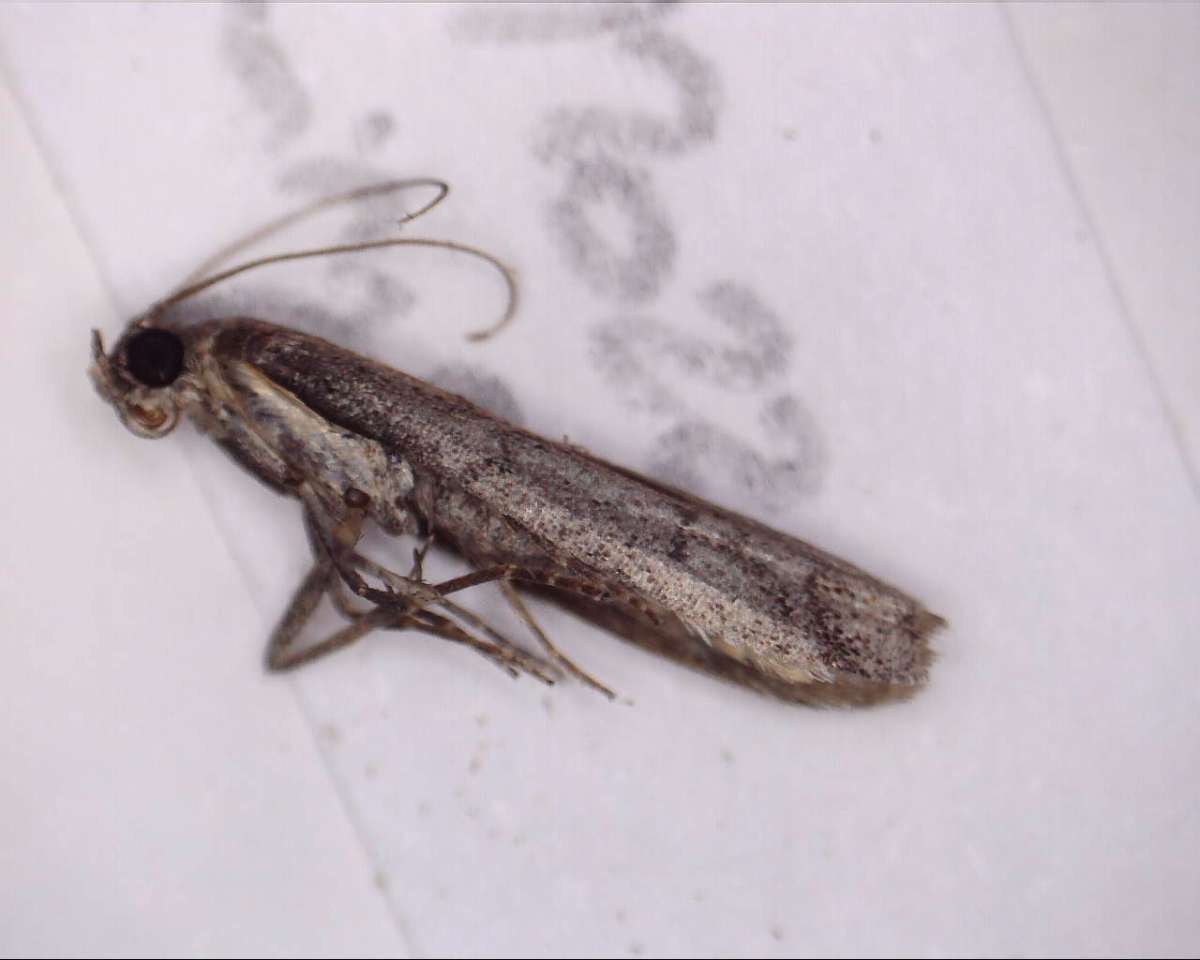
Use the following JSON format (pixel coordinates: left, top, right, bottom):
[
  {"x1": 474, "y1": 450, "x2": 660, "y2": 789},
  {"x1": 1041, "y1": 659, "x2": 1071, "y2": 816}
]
[
  {"x1": 325, "y1": 257, "x2": 417, "y2": 319},
  {"x1": 355, "y1": 111, "x2": 397, "y2": 154},
  {"x1": 648, "y1": 400, "x2": 825, "y2": 511},
  {"x1": 593, "y1": 282, "x2": 792, "y2": 394},
  {"x1": 536, "y1": 27, "x2": 720, "y2": 162},
  {"x1": 278, "y1": 157, "x2": 393, "y2": 196},
  {"x1": 550, "y1": 156, "x2": 675, "y2": 303},
  {"x1": 161, "y1": 267, "x2": 413, "y2": 355},
  {"x1": 160, "y1": 287, "x2": 348, "y2": 344},
  {"x1": 757, "y1": 393, "x2": 826, "y2": 494},
  {"x1": 590, "y1": 322, "x2": 678, "y2": 415},
  {"x1": 221, "y1": 6, "x2": 312, "y2": 149},
  {"x1": 276, "y1": 159, "x2": 413, "y2": 241},
  {"x1": 449, "y1": 2, "x2": 670, "y2": 44},
  {"x1": 429, "y1": 363, "x2": 526, "y2": 426},
  {"x1": 454, "y1": 6, "x2": 826, "y2": 509},
  {"x1": 689, "y1": 282, "x2": 792, "y2": 388},
  {"x1": 590, "y1": 283, "x2": 824, "y2": 507}
]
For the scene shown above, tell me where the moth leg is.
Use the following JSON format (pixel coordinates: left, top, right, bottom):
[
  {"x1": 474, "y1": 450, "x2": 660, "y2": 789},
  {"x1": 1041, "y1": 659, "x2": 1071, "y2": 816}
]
[
  {"x1": 298, "y1": 484, "x2": 440, "y2": 611},
  {"x1": 267, "y1": 528, "x2": 554, "y2": 682},
  {"x1": 351, "y1": 552, "x2": 560, "y2": 681},
  {"x1": 301, "y1": 503, "x2": 373, "y2": 621},
  {"x1": 500, "y1": 582, "x2": 616, "y2": 700},
  {"x1": 299, "y1": 484, "x2": 520, "y2": 613},
  {"x1": 289, "y1": 487, "x2": 556, "y2": 681},
  {"x1": 368, "y1": 556, "x2": 618, "y2": 698},
  {"x1": 347, "y1": 553, "x2": 628, "y2": 698},
  {"x1": 427, "y1": 566, "x2": 659, "y2": 628},
  {"x1": 266, "y1": 557, "x2": 339, "y2": 670},
  {"x1": 272, "y1": 597, "x2": 553, "y2": 683},
  {"x1": 430, "y1": 565, "x2": 526, "y2": 597},
  {"x1": 331, "y1": 555, "x2": 526, "y2": 607},
  {"x1": 408, "y1": 533, "x2": 434, "y2": 582},
  {"x1": 523, "y1": 571, "x2": 664, "y2": 627},
  {"x1": 264, "y1": 532, "x2": 389, "y2": 672},
  {"x1": 339, "y1": 538, "x2": 649, "y2": 693},
  {"x1": 268, "y1": 592, "x2": 381, "y2": 671},
  {"x1": 405, "y1": 608, "x2": 557, "y2": 684}
]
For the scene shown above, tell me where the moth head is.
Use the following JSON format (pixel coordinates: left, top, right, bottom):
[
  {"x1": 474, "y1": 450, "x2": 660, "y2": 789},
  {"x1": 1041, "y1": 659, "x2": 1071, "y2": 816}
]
[{"x1": 90, "y1": 321, "x2": 188, "y2": 438}]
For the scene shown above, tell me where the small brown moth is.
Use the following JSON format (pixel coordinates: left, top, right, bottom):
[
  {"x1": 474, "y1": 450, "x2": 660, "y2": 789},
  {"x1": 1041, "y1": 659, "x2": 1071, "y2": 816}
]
[{"x1": 90, "y1": 181, "x2": 943, "y2": 706}]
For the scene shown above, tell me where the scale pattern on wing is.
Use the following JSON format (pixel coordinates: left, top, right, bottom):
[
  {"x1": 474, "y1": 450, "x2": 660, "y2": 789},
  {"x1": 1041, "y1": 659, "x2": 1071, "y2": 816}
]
[{"x1": 221, "y1": 321, "x2": 938, "y2": 691}]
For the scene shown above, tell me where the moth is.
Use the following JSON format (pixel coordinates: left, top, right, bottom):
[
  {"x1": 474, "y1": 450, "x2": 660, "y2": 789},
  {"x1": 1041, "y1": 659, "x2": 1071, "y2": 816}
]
[{"x1": 90, "y1": 181, "x2": 943, "y2": 706}]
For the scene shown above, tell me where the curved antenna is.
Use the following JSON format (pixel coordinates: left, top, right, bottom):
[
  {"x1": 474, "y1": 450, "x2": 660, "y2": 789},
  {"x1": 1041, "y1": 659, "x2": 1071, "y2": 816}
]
[
  {"x1": 146, "y1": 235, "x2": 518, "y2": 342},
  {"x1": 176, "y1": 178, "x2": 450, "y2": 291}
]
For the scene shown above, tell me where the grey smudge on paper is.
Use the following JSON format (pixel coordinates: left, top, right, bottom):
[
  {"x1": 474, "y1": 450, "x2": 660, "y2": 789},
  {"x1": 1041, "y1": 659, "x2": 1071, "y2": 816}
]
[
  {"x1": 536, "y1": 27, "x2": 720, "y2": 162},
  {"x1": 273, "y1": 159, "x2": 434, "y2": 320},
  {"x1": 449, "y1": 2, "x2": 669, "y2": 44},
  {"x1": 590, "y1": 321, "x2": 679, "y2": 415},
  {"x1": 648, "y1": 398, "x2": 825, "y2": 509},
  {"x1": 157, "y1": 288, "x2": 339, "y2": 339},
  {"x1": 647, "y1": 420, "x2": 759, "y2": 497},
  {"x1": 161, "y1": 187, "x2": 416, "y2": 352},
  {"x1": 323, "y1": 257, "x2": 416, "y2": 319},
  {"x1": 429, "y1": 363, "x2": 525, "y2": 425},
  {"x1": 230, "y1": 2, "x2": 267, "y2": 25},
  {"x1": 355, "y1": 111, "x2": 397, "y2": 154},
  {"x1": 457, "y1": 7, "x2": 823, "y2": 510},
  {"x1": 590, "y1": 282, "x2": 824, "y2": 507},
  {"x1": 277, "y1": 158, "x2": 443, "y2": 243},
  {"x1": 158, "y1": 281, "x2": 404, "y2": 355},
  {"x1": 593, "y1": 283, "x2": 792, "y2": 395},
  {"x1": 759, "y1": 392, "x2": 826, "y2": 494},
  {"x1": 693, "y1": 281, "x2": 792, "y2": 386},
  {"x1": 278, "y1": 157, "x2": 396, "y2": 198},
  {"x1": 221, "y1": 8, "x2": 312, "y2": 149},
  {"x1": 550, "y1": 156, "x2": 675, "y2": 302}
]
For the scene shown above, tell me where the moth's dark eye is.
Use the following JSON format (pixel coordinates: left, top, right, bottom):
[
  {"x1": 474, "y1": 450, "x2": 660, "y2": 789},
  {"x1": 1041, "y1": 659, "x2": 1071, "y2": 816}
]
[{"x1": 125, "y1": 328, "x2": 185, "y2": 387}]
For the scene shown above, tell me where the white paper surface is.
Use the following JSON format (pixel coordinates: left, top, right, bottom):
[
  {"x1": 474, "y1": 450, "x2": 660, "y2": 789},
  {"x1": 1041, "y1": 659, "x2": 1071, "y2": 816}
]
[{"x1": 1, "y1": 4, "x2": 1196, "y2": 957}]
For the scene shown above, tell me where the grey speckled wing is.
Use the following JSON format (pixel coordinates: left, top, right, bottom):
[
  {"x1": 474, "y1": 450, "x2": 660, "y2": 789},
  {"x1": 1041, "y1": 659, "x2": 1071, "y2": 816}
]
[{"x1": 219, "y1": 320, "x2": 942, "y2": 705}]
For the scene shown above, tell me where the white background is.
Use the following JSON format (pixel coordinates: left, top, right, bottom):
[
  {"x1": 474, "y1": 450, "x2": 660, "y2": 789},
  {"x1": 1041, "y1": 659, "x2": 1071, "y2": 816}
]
[{"x1": 1, "y1": 4, "x2": 1196, "y2": 957}]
